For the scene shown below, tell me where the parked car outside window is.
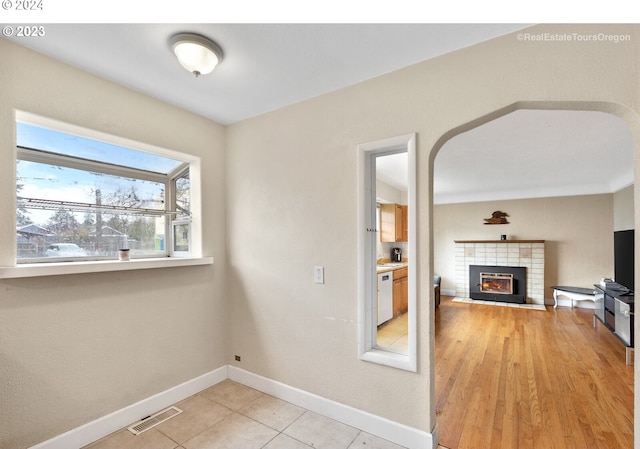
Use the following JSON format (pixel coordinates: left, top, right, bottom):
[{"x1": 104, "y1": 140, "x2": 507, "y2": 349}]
[{"x1": 45, "y1": 243, "x2": 87, "y2": 257}]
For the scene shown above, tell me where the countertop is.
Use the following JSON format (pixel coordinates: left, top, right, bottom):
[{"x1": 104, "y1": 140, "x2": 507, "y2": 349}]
[{"x1": 376, "y1": 261, "x2": 408, "y2": 274}]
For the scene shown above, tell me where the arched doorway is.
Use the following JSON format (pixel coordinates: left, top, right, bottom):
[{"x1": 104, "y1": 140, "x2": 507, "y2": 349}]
[{"x1": 430, "y1": 101, "x2": 638, "y2": 449}]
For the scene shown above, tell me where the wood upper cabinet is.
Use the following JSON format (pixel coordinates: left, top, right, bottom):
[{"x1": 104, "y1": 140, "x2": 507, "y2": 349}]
[
  {"x1": 380, "y1": 203, "x2": 408, "y2": 242},
  {"x1": 392, "y1": 267, "x2": 408, "y2": 317}
]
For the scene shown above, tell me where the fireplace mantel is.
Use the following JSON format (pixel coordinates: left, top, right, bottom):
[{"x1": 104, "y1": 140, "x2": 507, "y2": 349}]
[{"x1": 454, "y1": 240, "x2": 545, "y2": 244}]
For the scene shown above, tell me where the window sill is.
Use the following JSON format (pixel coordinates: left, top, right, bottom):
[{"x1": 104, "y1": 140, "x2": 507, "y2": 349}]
[{"x1": 0, "y1": 257, "x2": 214, "y2": 279}]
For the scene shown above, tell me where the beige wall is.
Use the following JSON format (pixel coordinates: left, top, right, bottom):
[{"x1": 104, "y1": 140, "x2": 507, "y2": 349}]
[
  {"x1": 3, "y1": 22, "x2": 640, "y2": 449},
  {"x1": 0, "y1": 39, "x2": 228, "y2": 449},
  {"x1": 226, "y1": 23, "x2": 640, "y2": 440},
  {"x1": 614, "y1": 184, "x2": 635, "y2": 231},
  {"x1": 434, "y1": 194, "x2": 615, "y2": 298},
  {"x1": 376, "y1": 179, "x2": 404, "y2": 204}
]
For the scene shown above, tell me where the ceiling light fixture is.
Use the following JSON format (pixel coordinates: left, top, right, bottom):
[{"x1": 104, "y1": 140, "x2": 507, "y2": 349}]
[{"x1": 170, "y1": 33, "x2": 223, "y2": 77}]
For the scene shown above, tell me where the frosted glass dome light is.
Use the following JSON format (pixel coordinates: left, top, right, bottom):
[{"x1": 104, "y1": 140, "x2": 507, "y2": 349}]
[{"x1": 170, "y1": 33, "x2": 223, "y2": 77}]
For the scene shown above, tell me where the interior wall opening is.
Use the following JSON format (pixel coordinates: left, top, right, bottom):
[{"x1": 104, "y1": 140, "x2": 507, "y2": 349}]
[{"x1": 430, "y1": 103, "x2": 637, "y2": 449}]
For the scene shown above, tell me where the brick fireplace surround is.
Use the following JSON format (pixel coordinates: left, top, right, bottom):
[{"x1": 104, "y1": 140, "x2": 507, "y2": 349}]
[{"x1": 455, "y1": 240, "x2": 545, "y2": 304}]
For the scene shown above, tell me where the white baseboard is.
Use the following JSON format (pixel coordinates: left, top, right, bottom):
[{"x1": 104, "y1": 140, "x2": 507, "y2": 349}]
[
  {"x1": 228, "y1": 366, "x2": 435, "y2": 449},
  {"x1": 29, "y1": 366, "x2": 228, "y2": 449},
  {"x1": 441, "y1": 288, "x2": 456, "y2": 296},
  {"x1": 30, "y1": 365, "x2": 436, "y2": 449}
]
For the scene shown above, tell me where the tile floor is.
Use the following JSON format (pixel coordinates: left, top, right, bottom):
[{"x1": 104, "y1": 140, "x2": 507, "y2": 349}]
[
  {"x1": 376, "y1": 313, "x2": 408, "y2": 350},
  {"x1": 83, "y1": 379, "x2": 415, "y2": 449}
]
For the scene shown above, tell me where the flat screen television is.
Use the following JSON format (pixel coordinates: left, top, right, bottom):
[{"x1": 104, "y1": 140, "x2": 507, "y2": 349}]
[{"x1": 614, "y1": 229, "x2": 634, "y2": 291}]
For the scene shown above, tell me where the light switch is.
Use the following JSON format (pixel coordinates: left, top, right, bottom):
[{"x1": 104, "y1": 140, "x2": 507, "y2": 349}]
[{"x1": 314, "y1": 266, "x2": 324, "y2": 284}]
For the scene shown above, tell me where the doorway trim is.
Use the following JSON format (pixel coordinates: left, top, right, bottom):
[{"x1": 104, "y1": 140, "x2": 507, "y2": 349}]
[{"x1": 358, "y1": 132, "x2": 417, "y2": 371}]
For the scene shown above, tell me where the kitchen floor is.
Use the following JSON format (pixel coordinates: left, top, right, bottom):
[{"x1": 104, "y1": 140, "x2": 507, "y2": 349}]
[
  {"x1": 377, "y1": 313, "x2": 408, "y2": 350},
  {"x1": 83, "y1": 379, "x2": 434, "y2": 449}
]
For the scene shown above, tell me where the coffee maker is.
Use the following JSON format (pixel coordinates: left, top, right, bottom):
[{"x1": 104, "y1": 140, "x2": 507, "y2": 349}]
[{"x1": 391, "y1": 247, "x2": 402, "y2": 262}]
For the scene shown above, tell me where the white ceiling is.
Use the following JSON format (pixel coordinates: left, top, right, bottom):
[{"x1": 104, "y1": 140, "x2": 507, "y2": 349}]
[
  {"x1": 6, "y1": 23, "x2": 634, "y2": 204},
  {"x1": 376, "y1": 108, "x2": 634, "y2": 204},
  {"x1": 435, "y1": 109, "x2": 634, "y2": 204},
  {"x1": 7, "y1": 23, "x2": 530, "y2": 125}
]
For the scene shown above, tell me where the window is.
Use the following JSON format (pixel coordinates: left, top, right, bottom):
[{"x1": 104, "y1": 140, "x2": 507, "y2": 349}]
[{"x1": 16, "y1": 118, "x2": 192, "y2": 263}]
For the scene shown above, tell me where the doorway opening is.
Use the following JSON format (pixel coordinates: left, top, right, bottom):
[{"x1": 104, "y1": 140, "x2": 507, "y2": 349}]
[{"x1": 431, "y1": 103, "x2": 637, "y2": 449}]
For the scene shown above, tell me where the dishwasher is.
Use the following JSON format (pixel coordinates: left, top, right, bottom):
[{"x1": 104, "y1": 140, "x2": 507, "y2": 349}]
[{"x1": 377, "y1": 271, "x2": 393, "y2": 325}]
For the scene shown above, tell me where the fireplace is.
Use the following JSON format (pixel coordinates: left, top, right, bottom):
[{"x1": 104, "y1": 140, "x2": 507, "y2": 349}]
[
  {"x1": 480, "y1": 272, "x2": 514, "y2": 295},
  {"x1": 455, "y1": 240, "x2": 544, "y2": 304},
  {"x1": 469, "y1": 265, "x2": 526, "y2": 303}
]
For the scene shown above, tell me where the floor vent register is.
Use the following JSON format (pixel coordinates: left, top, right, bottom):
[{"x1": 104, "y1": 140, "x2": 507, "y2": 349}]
[{"x1": 127, "y1": 406, "x2": 183, "y2": 435}]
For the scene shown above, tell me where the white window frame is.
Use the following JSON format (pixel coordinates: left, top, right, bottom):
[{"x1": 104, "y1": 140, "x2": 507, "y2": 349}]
[
  {"x1": 170, "y1": 218, "x2": 192, "y2": 257},
  {"x1": 1, "y1": 111, "x2": 211, "y2": 279}
]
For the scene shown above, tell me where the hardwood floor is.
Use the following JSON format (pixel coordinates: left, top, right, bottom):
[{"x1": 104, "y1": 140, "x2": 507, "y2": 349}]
[{"x1": 435, "y1": 296, "x2": 634, "y2": 449}]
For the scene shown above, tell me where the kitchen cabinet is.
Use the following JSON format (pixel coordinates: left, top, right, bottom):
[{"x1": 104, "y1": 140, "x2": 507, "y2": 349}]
[
  {"x1": 393, "y1": 266, "x2": 408, "y2": 317},
  {"x1": 380, "y1": 203, "x2": 408, "y2": 242}
]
